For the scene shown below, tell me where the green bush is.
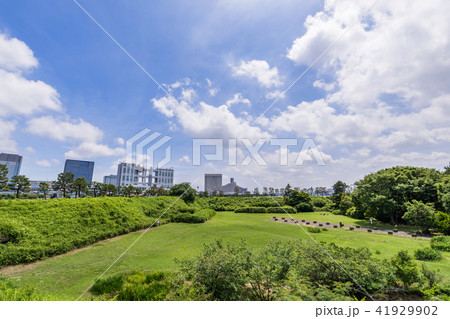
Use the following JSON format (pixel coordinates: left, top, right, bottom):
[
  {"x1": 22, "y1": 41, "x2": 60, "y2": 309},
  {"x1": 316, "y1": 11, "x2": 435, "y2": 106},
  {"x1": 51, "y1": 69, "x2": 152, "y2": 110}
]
[
  {"x1": 266, "y1": 206, "x2": 296, "y2": 215},
  {"x1": 414, "y1": 247, "x2": 442, "y2": 261},
  {"x1": 295, "y1": 202, "x2": 314, "y2": 212},
  {"x1": 197, "y1": 197, "x2": 284, "y2": 211},
  {"x1": 430, "y1": 236, "x2": 450, "y2": 252},
  {"x1": 170, "y1": 209, "x2": 216, "y2": 223},
  {"x1": 234, "y1": 207, "x2": 267, "y2": 214},
  {"x1": 306, "y1": 227, "x2": 322, "y2": 233},
  {"x1": 90, "y1": 274, "x2": 125, "y2": 295}
]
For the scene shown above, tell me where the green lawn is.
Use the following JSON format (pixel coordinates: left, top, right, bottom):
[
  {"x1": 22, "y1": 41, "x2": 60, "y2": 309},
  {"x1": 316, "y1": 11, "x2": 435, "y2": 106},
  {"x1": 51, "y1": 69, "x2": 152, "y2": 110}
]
[{"x1": 2, "y1": 211, "x2": 449, "y2": 300}]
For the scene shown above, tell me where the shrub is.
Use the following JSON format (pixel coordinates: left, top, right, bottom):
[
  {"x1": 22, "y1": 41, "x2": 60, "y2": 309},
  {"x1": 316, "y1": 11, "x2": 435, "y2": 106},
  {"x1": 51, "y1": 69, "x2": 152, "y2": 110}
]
[
  {"x1": 430, "y1": 236, "x2": 450, "y2": 252},
  {"x1": 171, "y1": 209, "x2": 215, "y2": 223},
  {"x1": 391, "y1": 250, "x2": 420, "y2": 289},
  {"x1": 90, "y1": 274, "x2": 125, "y2": 295},
  {"x1": 414, "y1": 247, "x2": 442, "y2": 261},
  {"x1": 266, "y1": 206, "x2": 296, "y2": 215},
  {"x1": 295, "y1": 202, "x2": 314, "y2": 212},
  {"x1": 234, "y1": 207, "x2": 267, "y2": 214},
  {"x1": 306, "y1": 227, "x2": 322, "y2": 233},
  {"x1": 311, "y1": 196, "x2": 333, "y2": 208}
]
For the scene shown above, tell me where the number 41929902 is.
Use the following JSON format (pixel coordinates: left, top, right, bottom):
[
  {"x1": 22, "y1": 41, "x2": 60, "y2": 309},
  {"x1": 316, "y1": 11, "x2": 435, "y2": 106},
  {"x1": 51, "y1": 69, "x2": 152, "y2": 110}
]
[{"x1": 376, "y1": 306, "x2": 438, "y2": 316}]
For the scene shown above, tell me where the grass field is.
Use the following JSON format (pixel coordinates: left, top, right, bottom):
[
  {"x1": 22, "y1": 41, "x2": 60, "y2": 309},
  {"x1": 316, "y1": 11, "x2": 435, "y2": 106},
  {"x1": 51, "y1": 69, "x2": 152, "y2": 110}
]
[{"x1": 2, "y1": 211, "x2": 449, "y2": 300}]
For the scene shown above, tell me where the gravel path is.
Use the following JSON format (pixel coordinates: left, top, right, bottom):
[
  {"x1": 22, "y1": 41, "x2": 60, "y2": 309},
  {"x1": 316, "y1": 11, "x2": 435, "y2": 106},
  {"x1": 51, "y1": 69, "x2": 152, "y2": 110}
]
[{"x1": 271, "y1": 216, "x2": 433, "y2": 239}]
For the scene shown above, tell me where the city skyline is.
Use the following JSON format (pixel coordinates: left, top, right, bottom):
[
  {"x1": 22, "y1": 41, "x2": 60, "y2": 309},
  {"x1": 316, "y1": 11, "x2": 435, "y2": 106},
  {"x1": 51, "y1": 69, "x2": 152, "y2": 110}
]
[{"x1": 0, "y1": 0, "x2": 449, "y2": 190}]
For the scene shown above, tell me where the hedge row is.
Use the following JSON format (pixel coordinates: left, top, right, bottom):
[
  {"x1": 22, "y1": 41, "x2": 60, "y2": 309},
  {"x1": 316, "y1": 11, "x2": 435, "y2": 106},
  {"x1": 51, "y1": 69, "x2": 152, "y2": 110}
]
[
  {"x1": 234, "y1": 206, "x2": 296, "y2": 214},
  {"x1": 170, "y1": 209, "x2": 216, "y2": 223},
  {"x1": 0, "y1": 197, "x2": 213, "y2": 266},
  {"x1": 196, "y1": 197, "x2": 284, "y2": 211}
]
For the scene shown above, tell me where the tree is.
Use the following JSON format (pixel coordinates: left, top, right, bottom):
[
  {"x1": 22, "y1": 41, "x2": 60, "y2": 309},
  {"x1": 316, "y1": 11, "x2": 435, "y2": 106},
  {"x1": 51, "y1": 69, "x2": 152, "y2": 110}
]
[
  {"x1": 0, "y1": 164, "x2": 8, "y2": 191},
  {"x1": 332, "y1": 181, "x2": 349, "y2": 207},
  {"x1": 169, "y1": 182, "x2": 196, "y2": 203},
  {"x1": 105, "y1": 184, "x2": 117, "y2": 196},
  {"x1": 8, "y1": 175, "x2": 31, "y2": 198},
  {"x1": 253, "y1": 187, "x2": 260, "y2": 196},
  {"x1": 353, "y1": 166, "x2": 442, "y2": 225},
  {"x1": 122, "y1": 185, "x2": 135, "y2": 197},
  {"x1": 286, "y1": 190, "x2": 312, "y2": 207},
  {"x1": 90, "y1": 182, "x2": 101, "y2": 197},
  {"x1": 71, "y1": 177, "x2": 89, "y2": 198},
  {"x1": 134, "y1": 188, "x2": 143, "y2": 196},
  {"x1": 402, "y1": 200, "x2": 436, "y2": 231},
  {"x1": 391, "y1": 250, "x2": 420, "y2": 289},
  {"x1": 444, "y1": 162, "x2": 450, "y2": 175},
  {"x1": 53, "y1": 172, "x2": 74, "y2": 198},
  {"x1": 435, "y1": 211, "x2": 450, "y2": 235},
  {"x1": 262, "y1": 187, "x2": 268, "y2": 196},
  {"x1": 283, "y1": 184, "x2": 293, "y2": 199},
  {"x1": 38, "y1": 182, "x2": 50, "y2": 199},
  {"x1": 234, "y1": 186, "x2": 240, "y2": 197}
]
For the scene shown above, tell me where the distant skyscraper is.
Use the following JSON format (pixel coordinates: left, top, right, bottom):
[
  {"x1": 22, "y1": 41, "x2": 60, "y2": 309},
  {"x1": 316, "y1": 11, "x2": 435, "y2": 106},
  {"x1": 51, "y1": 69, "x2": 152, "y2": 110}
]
[
  {"x1": 64, "y1": 159, "x2": 95, "y2": 184},
  {"x1": 0, "y1": 153, "x2": 23, "y2": 181},
  {"x1": 103, "y1": 174, "x2": 118, "y2": 186},
  {"x1": 204, "y1": 174, "x2": 222, "y2": 193},
  {"x1": 116, "y1": 163, "x2": 152, "y2": 190}
]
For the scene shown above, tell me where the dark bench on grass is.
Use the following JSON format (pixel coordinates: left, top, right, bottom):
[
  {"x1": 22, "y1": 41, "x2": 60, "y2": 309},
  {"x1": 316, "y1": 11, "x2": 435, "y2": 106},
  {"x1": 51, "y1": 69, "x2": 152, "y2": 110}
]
[
  {"x1": 333, "y1": 225, "x2": 338, "y2": 228},
  {"x1": 388, "y1": 231, "x2": 393, "y2": 235},
  {"x1": 349, "y1": 227, "x2": 354, "y2": 230},
  {"x1": 355, "y1": 226, "x2": 360, "y2": 228},
  {"x1": 367, "y1": 229, "x2": 372, "y2": 232},
  {"x1": 319, "y1": 224, "x2": 323, "y2": 227}
]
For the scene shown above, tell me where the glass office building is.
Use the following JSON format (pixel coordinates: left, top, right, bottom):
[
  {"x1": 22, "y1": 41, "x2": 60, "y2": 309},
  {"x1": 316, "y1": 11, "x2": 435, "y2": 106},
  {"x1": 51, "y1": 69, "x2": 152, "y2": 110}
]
[
  {"x1": 0, "y1": 153, "x2": 23, "y2": 181},
  {"x1": 64, "y1": 159, "x2": 95, "y2": 184}
]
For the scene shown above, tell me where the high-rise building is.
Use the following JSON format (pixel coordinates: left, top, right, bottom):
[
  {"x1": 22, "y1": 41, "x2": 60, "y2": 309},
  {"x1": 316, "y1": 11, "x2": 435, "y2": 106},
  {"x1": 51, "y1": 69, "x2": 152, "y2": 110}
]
[
  {"x1": 103, "y1": 174, "x2": 118, "y2": 186},
  {"x1": 0, "y1": 153, "x2": 23, "y2": 181},
  {"x1": 153, "y1": 168, "x2": 174, "y2": 189},
  {"x1": 116, "y1": 163, "x2": 174, "y2": 190},
  {"x1": 116, "y1": 163, "x2": 152, "y2": 190},
  {"x1": 64, "y1": 159, "x2": 95, "y2": 184},
  {"x1": 204, "y1": 174, "x2": 222, "y2": 193}
]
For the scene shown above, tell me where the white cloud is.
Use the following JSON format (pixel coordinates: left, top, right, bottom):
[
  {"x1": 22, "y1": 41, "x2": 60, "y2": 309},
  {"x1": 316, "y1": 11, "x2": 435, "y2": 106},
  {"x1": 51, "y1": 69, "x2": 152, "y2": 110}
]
[
  {"x1": 179, "y1": 155, "x2": 190, "y2": 163},
  {"x1": 265, "y1": 90, "x2": 285, "y2": 100},
  {"x1": 26, "y1": 116, "x2": 104, "y2": 143},
  {"x1": 313, "y1": 80, "x2": 335, "y2": 91},
  {"x1": 226, "y1": 93, "x2": 251, "y2": 107},
  {"x1": 0, "y1": 33, "x2": 38, "y2": 72},
  {"x1": 0, "y1": 119, "x2": 17, "y2": 153},
  {"x1": 36, "y1": 159, "x2": 51, "y2": 167},
  {"x1": 231, "y1": 60, "x2": 282, "y2": 88},
  {"x1": 64, "y1": 142, "x2": 125, "y2": 159},
  {"x1": 115, "y1": 137, "x2": 125, "y2": 145},
  {"x1": 287, "y1": 0, "x2": 450, "y2": 110},
  {"x1": 25, "y1": 146, "x2": 35, "y2": 153}
]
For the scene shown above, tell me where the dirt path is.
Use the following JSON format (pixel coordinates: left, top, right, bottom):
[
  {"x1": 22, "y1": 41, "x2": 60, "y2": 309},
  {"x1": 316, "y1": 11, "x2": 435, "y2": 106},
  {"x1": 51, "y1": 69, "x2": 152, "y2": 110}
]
[{"x1": 271, "y1": 216, "x2": 432, "y2": 239}]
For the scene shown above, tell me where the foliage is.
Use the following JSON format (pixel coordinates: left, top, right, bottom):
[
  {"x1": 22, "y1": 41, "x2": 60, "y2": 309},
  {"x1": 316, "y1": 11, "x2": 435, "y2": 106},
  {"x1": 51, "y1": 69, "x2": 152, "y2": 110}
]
[
  {"x1": 197, "y1": 197, "x2": 284, "y2": 211},
  {"x1": 0, "y1": 164, "x2": 8, "y2": 191},
  {"x1": 90, "y1": 271, "x2": 172, "y2": 301},
  {"x1": 311, "y1": 196, "x2": 333, "y2": 210},
  {"x1": 71, "y1": 177, "x2": 89, "y2": 198},
  {"x1": 53, "y1": 172, "x2": 74, "y2": 198},
  {"x1": 0, "y1": 275, "x2": 57, "y2": 301},
  {"x1": 414, "y1": 247, "x2": 442, "y2": 261},
  {"x1": 430, "y1": 236, "x2": 450, "y2": 252},
  {"x1": 403, "y1": 200, "x2": 436, "y2": 231},
  {"x1": 170, "y1": 209, "x2": 216, "y2": 223},
  {"x1": 266, "y1": 206, "x2": 296, "y2": 215},
  {"x1": 169, "y1": 182, "x2": 197, "y2": 204},
  {"x1": 8, "y1": 175, "x2": 31, "y2": 198},
  {"x1": 390, "y1": 250, "x2": 420, "y2": 289},
  {"x1": 176, "y1": 240, "x2": 394, "y2": 301},
  {"x1": 38, "y1": 182, "x2": 50, "y2": 199},
  {"x1": 434, "y1": 211, "x2": 450, "y2": 235},
  {"x1": 0, "y1": 197, "x2": 214, "y2": 266},
  {"x1": 286, "y1": 190, "x2": 312, "y2": 207},
  {"x1": 295, "y1": 202, "x2": 314, "y2": 212},
  {"x1": 353, "y1": 166, "x2": 442, "y2": 225},
  {"x1": 331, "y1": 181, "x2": 349, "y2": 207},
  {"x1": 234, "y1": 207, "x2": 268, "y2": 214}
]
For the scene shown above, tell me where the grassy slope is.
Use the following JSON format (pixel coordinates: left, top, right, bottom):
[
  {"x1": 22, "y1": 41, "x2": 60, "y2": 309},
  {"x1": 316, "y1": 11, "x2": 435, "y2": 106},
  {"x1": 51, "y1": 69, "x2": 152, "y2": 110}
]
[{"x1": 3, "y1": 211, "x2": 449, "y2": 300}]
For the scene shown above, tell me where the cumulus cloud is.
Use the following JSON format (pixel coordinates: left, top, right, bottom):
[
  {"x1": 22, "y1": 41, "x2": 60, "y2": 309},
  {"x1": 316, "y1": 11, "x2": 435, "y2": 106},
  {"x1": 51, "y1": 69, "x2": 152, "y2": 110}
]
[
  {"x1": 226, "y1": 93, "x2": 251, "y2": 107},
  {"x1": 26, "y1": 116, "x2": 104, "y2": 143},
  {"x1": 287, "y1": 0, "x2": 450, "y2": 110},
  {"x1": 64, "y1": 142, "x2": 125, "y2": 159},
  {"x1": 0, "y1": 33, "x2": 38, "y2": 72},
  {"x1": 231, "y1": 60, "x2": 282, "y2": 88},
  {"x1": 0, "y1": 119, "x2": 17, "y2": 152}
]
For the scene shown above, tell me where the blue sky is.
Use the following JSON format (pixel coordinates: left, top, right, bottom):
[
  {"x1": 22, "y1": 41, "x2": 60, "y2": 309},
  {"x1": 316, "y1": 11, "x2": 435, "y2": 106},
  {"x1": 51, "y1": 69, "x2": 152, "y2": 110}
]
[{"x1": 1, "y1": 0, "x2": 449, "y2": 190}]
